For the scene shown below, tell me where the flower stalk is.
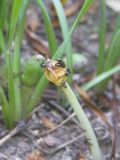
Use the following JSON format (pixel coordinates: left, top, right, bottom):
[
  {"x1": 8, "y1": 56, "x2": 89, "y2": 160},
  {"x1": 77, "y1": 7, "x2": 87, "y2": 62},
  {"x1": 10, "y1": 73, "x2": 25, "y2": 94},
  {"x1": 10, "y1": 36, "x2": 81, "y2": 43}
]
[
  {"x1": 41, "y1": 59, "x2": 101, "y2": 160},
  {"x1": 62, "y1": 82, "x2": 101, "y2": 160}
]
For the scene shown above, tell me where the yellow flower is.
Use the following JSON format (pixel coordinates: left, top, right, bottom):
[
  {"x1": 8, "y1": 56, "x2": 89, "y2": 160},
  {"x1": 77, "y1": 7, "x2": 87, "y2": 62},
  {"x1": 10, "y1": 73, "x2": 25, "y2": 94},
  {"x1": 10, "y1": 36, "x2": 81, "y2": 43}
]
[{"x1": 41, "y1": 59, "x2": 70, "y2": 86}]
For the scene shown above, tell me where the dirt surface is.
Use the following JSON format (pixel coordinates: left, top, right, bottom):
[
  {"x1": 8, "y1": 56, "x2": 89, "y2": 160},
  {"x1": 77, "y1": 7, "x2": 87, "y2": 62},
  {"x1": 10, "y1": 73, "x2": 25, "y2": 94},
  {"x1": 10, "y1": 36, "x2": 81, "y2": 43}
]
[
  {"x1": 0, "y1": 103, "x2": 118, "y2": 160},
  {"x1": 0, "y1": 1, "x2": 120, "y2": 160}
]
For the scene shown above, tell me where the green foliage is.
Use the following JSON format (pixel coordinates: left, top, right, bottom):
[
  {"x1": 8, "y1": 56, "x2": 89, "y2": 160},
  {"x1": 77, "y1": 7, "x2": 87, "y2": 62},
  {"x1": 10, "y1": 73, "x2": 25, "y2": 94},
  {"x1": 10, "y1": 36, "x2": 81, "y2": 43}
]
[
  {"x1": 22, "y1": 57, "x2": 42, "y2": 87},
  {"x1": 0, "y1": 0, "x2": 7, "y2": 32},
  {"x1": 27, "y1": 0, "x2": 94, "y2": 114},
  {"x1": 97, "y1": 0, "x2": 106, "y2": 75},
  {"x1": 0, "y1": 86, "x2": 10, "y2": 128},
  {"x1": 83, "y1": 65, "x2": 120, "y2": 91},
  {"x1": 8, "y1": 0, "x2": 23, "y2": 46},
  {"x1": 96, "y1": 0, "x2": 120, "y2": 91},
  {"x1": 21, "y1": 56, "x2": 43, "y2": 118},
  {"x1": 1, "y1": 0, "x2": 119, "y2": 130},
  {"x1": 0, "y1": 0, "x2": 29, "y2": 128},
  {"x1": 36, "y1": 0, "x2": 58, "y2": 55},
  {"x1": 98, "y1": 28, "x2": 120, "y2": 90}
]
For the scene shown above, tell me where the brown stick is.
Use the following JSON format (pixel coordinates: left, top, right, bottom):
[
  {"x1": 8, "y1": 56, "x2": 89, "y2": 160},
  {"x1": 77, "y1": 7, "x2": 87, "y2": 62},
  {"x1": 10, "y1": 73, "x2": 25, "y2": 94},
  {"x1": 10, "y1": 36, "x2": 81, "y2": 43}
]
[
  {"x1": 39, "y1": 112, "x2": 76, "y2": 136},
  {"x1": 0, "y1": 122, "x2": 25, "y2": 146}
]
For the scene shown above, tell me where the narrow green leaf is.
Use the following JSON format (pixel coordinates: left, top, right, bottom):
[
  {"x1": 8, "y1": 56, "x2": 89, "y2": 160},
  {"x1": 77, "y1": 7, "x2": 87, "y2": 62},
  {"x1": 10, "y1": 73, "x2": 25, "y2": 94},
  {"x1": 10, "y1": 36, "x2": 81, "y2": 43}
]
[
  {"x1": 53, "y1": 0, "x2": 94, "y2": 59},
  {"x1": 111, "y1": 13, "x2": 120, "y2": 38},
  {"x1": 7, "y1": 51, "x2": 15, "y2": 127},
  {"x1": 82, "y1": 65, "x2": 120, "y2": 90},
  {"x1": 97, "y1": 28, "x2": 120, "y2": 91},
  {"x1": 13, "y1": 0, "x2": 29, "y2": 120},
  {"x1": 96, "y1": 13, "x2": 120, "y2": 91},
  {"x1": 105, "y1": 29, "x2": 120, "y2": 70},
  {"x1": 36, "y1": 0, "x2": 58, "y2": 55},
  {"x1": 52, "y1": 0, "x2": 73, "y2": 82},
  {"x1": 0, "y1": 86, "x2": 12, "y2": 128},
  {"x1": 0, "y1": 0, "x2": 7, "y2": 31},
  {"x1": 0, "y1": 29, "x2": 6, "y2": 53},
  {"x1": 97, "y1": 0, "x2": 106, "y2": 75},
  {"x1": 8, "y1": 0, "x2": 23, "y2": 45},
  {"x1": 27, "y1": 75, "x2": 48, "y2": 114}
]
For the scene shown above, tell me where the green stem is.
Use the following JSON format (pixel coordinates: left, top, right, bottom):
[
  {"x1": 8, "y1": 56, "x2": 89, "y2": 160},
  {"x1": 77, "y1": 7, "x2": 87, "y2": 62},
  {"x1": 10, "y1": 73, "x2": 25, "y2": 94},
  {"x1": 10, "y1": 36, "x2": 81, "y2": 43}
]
[
  {"x1": 0, "y1": 86, "x2": 10, "y2": 128},
  {"x1": 7, "y1": 51, "x2": 15, "y2": 129},
  {"x1": 36, "y1": 0, "x2": 58, "y2": 55},
  {"x1": 97, "y1": 28, "x2": 120, "y2": 92},
  {"x1": 97, "y1": 0, "x2": 106, "y2": 75},
  {"x1": 8, "y1": 0, "x2": 23, "y2": 47},
  {"x1": 0, "y1": 0, "x2": 7, "y2": 32},
  {"x1": 62, "y1": 82, "x2": 101, "y2": 160},
  {"x1": 13, "y1": 0, "x2": 29, "y2": 120},
  {"x1": 13, "y1": 25, "x2": 23, "y2": 120},
  {"x1": 52, "y1": 0, "x2": 73, "y2": 82},
  {"x1": 27, "y1": 76, "x2": 49, "y2": 115}
]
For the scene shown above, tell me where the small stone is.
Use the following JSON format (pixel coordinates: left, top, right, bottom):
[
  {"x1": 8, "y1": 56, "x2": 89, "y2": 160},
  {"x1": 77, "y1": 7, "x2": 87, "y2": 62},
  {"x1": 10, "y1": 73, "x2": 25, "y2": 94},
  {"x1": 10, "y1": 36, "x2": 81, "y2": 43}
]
[
  {"x1": 44, "y1": 136, "x2": 57, "y2": 147},
  {"x1": 30, "y1": 130, "x2": 39, "y2": 136},
  {"x1": 37, "y1": 136, "x2": 57, "y2": 147}
]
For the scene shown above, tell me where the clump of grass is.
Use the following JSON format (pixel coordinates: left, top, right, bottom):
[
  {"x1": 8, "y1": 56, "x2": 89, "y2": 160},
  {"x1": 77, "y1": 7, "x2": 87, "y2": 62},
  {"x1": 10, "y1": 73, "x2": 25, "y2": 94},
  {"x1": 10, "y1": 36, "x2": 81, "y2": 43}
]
[
  {"x1": 1, "y1": 0, "x2": 119, "y2": 135},
  {"x1": 96, "y1": 0, "x2": 120, "y2": 92},
  {"x1": 0, "y1": 0, "x2": 29, "y2": 128},
  {"x1": 2, "y1": 0, "x2": 119, "y2": 158},
  {"x1": 0, "y1": 0, "x2": 95, "y2": 129}
]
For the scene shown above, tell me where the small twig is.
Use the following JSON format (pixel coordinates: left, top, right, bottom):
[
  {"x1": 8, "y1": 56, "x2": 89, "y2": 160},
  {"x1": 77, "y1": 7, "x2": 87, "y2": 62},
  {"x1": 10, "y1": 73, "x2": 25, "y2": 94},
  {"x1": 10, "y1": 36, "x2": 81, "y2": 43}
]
[
  {"x1": 37, "y1": 134, "x2": 85, "y2": 155},
  {"x1": 0, "y1": 121, "x2": 25, "y2": 146},
  {"x1": 48, "y1": 100, "x2": 81, "y2": 127},
  {"x1": 50, "y1": 134, "x2": 84, "y2": 154},
  {"x1": 38, "y1": 127, "x2": 103, "y2": 155},
  {"x1": 39, "y1": 112, "x2": 76, "y2": 137}
]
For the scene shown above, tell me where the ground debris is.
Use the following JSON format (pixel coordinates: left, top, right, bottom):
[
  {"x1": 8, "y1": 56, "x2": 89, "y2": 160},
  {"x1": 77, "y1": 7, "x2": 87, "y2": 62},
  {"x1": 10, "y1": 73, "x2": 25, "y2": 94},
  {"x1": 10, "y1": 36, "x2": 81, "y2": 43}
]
[{"x1": 26, "y1": 150, "x2": 45, "y2": 160}]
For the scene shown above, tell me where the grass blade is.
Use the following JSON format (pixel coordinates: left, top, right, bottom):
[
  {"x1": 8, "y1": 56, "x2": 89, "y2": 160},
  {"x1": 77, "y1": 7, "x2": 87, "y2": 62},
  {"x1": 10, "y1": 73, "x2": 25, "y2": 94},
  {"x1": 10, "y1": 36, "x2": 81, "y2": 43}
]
[
  {"x1": 0, "y1": 0, "x2": 7, "y2": 32},
  {"x1": 52, "y1": 0, "x2": 73, "y2": 81},
  {"x1": 27, "y1": 75, "x2": 48, "y2": 115},
  {"x1": 0, "y1": 86, "x2": 10, "y2": 128},
  {"x1": 82, "y1": 65, "x2": 120, "y2": 90},
  {"x1": 53, "y1": 0, "x2": 94, "y2": 59},
  {"x1": 0, "y1": 29, "x2": 6, "y2": 53},
  {"x1": 97, "y1": 28, "x2": 120, "y2": 91},
  {"x1": 8, "y1": 0, "x2": 23, "y2": 46},
  {"x1": 7, "y1": 51, "x2": 16, "y2": 128},
  {"x1": 36, "y1": 0, "x2": 58, "y2": 55},
  {"x1": 111, "y1": 13, "x2": 120, "y2": 38},
  {"x1": 96, "y1": 0, "x2": 106, "y2": 75},
  {"x1": 105, "y1": 29, "x2": 120, "y2": 71},
  {"x1": 13, "y1": 0, "x2": 29, "y2": 120}
]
